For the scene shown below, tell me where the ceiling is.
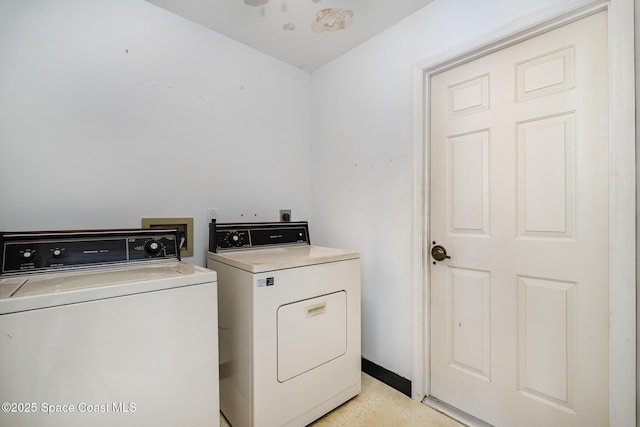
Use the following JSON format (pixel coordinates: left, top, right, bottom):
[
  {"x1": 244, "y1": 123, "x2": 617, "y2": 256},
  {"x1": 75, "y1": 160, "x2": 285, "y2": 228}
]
[{"x1": 145, "y1": 0, "x2": 436, "y2": 72}]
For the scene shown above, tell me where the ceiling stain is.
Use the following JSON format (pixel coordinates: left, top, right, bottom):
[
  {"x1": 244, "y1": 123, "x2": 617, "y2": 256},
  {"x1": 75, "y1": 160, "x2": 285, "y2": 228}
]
[
  {"x1": 283, "y1": 23, "x2": 296, "y2": 31},
  {"x1": 311, "y1": 8, "x2": 353, "y2": 33},
  {"x1": 244, "y1": 0, "x2": 268, "y2": 6}
]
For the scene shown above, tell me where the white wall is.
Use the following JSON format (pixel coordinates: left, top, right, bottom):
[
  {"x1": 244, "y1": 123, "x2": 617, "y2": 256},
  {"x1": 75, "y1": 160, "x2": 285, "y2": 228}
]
[
  {"x1": 0, "y1": 0, "x2": 311, "y2": 266},
  {"x1": 309, "y1": 0, "x2": 594, "y2": 381}
]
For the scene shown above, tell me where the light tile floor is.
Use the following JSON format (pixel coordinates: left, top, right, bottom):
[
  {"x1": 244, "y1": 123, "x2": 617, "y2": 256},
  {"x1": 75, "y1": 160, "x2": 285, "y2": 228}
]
[{"x1": 220, "y1": 373, "x2": 464, "y2": 426}]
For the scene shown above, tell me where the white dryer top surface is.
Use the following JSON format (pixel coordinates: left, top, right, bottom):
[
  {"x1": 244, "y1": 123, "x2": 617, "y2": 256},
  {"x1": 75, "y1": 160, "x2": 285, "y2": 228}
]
[
  {"x1": 0, "y1": 261, "x2": 216, "y2": 314},
  {"x1": 208, "y1": 245, "x2": 359, "y2": 273}
]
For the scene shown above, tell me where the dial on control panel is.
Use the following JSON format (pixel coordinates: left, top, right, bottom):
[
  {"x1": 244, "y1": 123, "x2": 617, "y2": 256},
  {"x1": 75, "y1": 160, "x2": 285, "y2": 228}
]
[
  {"x1": 144, "y1": 240, "x2": 163, "y2": 256},
  {"x1": 225, "y1": 231, "x2": 248, "y2": 248}
]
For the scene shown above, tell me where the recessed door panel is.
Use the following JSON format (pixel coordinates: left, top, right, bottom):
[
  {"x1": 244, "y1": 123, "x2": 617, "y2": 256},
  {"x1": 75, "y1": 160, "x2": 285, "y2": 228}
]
[
  {"x1": 517, "y1": 276, "x2": 576, "y2": 409},
  {"x1": 516, "y1": 47, "x2": 575, "y2": 101},
  {"x1": 517, "y1": 113, "x2": 575, "y2": 238},
  {"x1": 448, "y1": 267, "x2": 491, "y2": 380},
  {"x1": 448, "y1": 74, "x2": 490, "y2": 118},
  {"x1": 448, "y1": 130, "x2": 490, "y2": 236}
]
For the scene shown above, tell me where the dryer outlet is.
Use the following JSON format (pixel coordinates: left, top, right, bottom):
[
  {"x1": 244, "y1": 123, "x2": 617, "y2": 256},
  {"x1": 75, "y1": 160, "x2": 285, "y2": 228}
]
[{"x1": 207, "y1": 209, "x2": 218, "y2": 222}]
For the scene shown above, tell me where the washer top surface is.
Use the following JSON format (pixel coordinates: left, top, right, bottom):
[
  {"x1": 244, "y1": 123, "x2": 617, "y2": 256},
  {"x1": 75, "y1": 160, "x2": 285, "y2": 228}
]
[
  {"x1": 0, "y1": 261, "x2": 216, "y2": 315},
  {"x1": 208, "y1": 245, "x2": 359, "y2": 273}
]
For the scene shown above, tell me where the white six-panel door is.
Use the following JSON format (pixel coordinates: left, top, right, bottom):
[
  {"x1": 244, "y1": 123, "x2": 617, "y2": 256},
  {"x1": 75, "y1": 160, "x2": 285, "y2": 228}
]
[{"x1": 429, "y1": 11, "x2": 608, "y2": 427}]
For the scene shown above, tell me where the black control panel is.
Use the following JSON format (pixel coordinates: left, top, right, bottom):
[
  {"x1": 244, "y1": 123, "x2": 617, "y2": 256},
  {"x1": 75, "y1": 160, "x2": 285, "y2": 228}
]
[
  {"x1": 0, "y1": 228, "x2": 181, "y2": 275},
  {"x1": 211, "y1": 221, "x2": 310, "y2": 252}
]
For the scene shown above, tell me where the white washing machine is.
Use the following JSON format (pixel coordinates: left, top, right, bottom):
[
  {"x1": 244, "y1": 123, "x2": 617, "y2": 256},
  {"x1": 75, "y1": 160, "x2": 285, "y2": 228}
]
[
  {"x1": 0, "y1": 228, "x2": 219, "y2": 427},
  {"x1": 207, "y1": 221, "x2": 361, "y2": 427}
]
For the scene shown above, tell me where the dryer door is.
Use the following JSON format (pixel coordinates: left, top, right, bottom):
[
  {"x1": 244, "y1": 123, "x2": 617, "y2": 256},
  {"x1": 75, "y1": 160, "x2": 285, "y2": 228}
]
[{"x1": 277, "y1": 291, "x2": 347, "y2": 382}]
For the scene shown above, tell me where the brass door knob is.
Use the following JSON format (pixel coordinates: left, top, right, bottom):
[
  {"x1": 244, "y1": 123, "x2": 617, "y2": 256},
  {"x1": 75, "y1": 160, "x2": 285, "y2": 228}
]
[{"x1": 431, "y1": 245, "x2": 451, "y2": 262}]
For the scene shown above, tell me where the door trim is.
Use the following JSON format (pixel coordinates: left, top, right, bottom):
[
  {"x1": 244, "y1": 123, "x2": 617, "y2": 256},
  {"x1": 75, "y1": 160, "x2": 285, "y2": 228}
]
[{"x1": 410, "y1": 0, "x2": 636, "y2": 425}]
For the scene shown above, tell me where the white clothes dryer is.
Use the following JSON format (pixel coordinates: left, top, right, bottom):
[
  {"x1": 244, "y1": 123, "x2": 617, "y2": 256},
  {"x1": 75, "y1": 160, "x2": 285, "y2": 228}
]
[
  {"x1": 0, "y1": 228, "x2": 219, "y2": 427},
  {"x1": 207, "y1": 221, "x2": 361, "y2": 427}
]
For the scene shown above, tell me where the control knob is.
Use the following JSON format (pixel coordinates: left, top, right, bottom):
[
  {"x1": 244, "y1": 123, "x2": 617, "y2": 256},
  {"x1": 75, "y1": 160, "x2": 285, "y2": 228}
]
[
  {"x1": 144, "y1": 240, "x2": 163, "y2": 256},
  {"x1": 22, "y1": 250, "x2": 34, "y2": 260},
  {"x1": 52, "y1": 248, "x2": 63, "y2": 257},
  {"x1": 228, "y1": 232, "x2": 241, "y2": 246}
]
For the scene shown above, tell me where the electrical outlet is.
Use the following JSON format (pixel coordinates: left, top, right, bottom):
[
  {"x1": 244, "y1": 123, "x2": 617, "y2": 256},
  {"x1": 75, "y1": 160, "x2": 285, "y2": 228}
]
[
  {"x1": 279, "y1": 209, "x2": 291, "y2": 222},
  {"x1": 207, "y1": 208, "x2": 218, "y2": 222}
]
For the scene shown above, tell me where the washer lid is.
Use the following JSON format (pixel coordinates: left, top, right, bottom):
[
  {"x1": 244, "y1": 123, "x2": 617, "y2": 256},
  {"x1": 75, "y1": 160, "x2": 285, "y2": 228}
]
[
  {"x1": 208, "y1": 245, "x2": 359, "y2": 273},
  {"x1": 0, "y1": 261, "x2": 216, "y2": 314}
]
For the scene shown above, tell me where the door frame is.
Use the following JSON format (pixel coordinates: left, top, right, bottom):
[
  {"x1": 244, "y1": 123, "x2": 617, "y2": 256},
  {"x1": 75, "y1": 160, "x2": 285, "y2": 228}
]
[{"x1": 410, "y1": 0, "x2": 636, "y2": 425}]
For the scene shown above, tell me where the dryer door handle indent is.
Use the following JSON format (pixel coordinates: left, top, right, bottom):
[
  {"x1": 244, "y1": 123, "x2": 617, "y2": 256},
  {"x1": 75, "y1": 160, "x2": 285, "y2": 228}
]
[{"x1": 306, "y1": 302, "x2": 327, "y2": 318}]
